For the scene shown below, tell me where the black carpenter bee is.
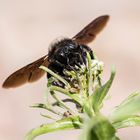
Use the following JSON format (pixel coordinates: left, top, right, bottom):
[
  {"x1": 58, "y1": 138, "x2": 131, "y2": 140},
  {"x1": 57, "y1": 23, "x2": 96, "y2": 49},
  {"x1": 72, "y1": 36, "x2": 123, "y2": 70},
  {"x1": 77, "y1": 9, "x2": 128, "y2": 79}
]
[{"x1": 2, "y1": 15, "x2": 109, "y2": 88}]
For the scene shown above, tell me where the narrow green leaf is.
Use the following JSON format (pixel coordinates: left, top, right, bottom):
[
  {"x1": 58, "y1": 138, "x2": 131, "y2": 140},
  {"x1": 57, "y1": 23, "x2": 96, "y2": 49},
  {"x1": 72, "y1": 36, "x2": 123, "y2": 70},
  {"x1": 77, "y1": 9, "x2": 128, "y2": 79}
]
[
  {"x1": 25, "y1": 116, "x2": 83, "y2": 140},
  {"x1": 113, "y1": 115, "x2": 140, "y2": 129},
  {"x1": 115, "y1": 92, "x2": 139, "y2": 108},
  {"x1": 110, "y1": 92, "x2": 140, "y2": 122},
  {"x1": 40, "y1": 113, "x2": 56, "y2": 120},
  {"x1": 91, "y1": 67, "x2": 116, "y2": 112}
]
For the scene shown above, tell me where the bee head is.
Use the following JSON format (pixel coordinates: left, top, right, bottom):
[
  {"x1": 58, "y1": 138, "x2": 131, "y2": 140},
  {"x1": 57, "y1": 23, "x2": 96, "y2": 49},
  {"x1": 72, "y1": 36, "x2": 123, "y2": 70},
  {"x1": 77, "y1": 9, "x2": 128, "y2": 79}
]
[{"x1": 48, "y1": 38, "x2": 78, "y2": 64}]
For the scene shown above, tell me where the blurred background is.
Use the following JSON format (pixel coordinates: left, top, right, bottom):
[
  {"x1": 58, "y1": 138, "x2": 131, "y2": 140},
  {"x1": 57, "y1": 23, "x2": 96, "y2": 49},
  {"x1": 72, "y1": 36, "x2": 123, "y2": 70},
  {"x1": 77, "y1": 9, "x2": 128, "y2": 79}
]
[{"x1": 0, "y1": 0, "x2": 140, "y2": 140}]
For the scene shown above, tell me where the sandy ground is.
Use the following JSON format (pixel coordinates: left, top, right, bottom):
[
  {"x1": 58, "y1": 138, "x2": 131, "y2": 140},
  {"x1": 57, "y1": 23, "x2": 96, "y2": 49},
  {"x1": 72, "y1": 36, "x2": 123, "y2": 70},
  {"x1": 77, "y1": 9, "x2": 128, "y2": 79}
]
[{"x1": 0, "y1": 0, "x2": 140, "y2": 140}]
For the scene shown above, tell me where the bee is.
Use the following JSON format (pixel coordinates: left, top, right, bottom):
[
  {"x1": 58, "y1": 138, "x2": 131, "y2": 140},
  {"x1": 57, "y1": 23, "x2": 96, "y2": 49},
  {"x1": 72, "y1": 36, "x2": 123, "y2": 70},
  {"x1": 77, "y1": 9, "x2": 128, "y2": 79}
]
[{"x1": 2, "y1": 15, "x2": 109, "y2": 88}]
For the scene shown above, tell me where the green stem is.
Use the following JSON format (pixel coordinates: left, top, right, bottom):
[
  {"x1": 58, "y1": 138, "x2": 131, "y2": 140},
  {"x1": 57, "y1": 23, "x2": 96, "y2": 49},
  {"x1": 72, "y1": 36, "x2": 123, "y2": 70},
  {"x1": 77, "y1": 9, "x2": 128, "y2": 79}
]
[
  {"x1": 49, "y1": 86, "x2": 84, "y2": 106},
  {"x1": 86, "y1": 52, "x2": 92, "y2": 96},
  {"x1": 40, "y1": 66, "x2": 70, "y2": 87},
  {"x1": 31, "y1": 103, "x2": 63, "y2": 116},
  {"x1": 50, "y1": 91, "x2": 75, "y2": 115}
]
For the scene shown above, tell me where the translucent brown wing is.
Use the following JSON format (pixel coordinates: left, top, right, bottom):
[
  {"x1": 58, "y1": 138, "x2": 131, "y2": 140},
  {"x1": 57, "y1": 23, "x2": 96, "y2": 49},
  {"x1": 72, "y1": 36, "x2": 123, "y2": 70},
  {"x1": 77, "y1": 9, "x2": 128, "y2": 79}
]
[
  {"x1": 2, "y1": 55, "x2": 49, "y2": 88},
  {"x1": 73, "y1": 15, "x2": 109, "y2": 44}
]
